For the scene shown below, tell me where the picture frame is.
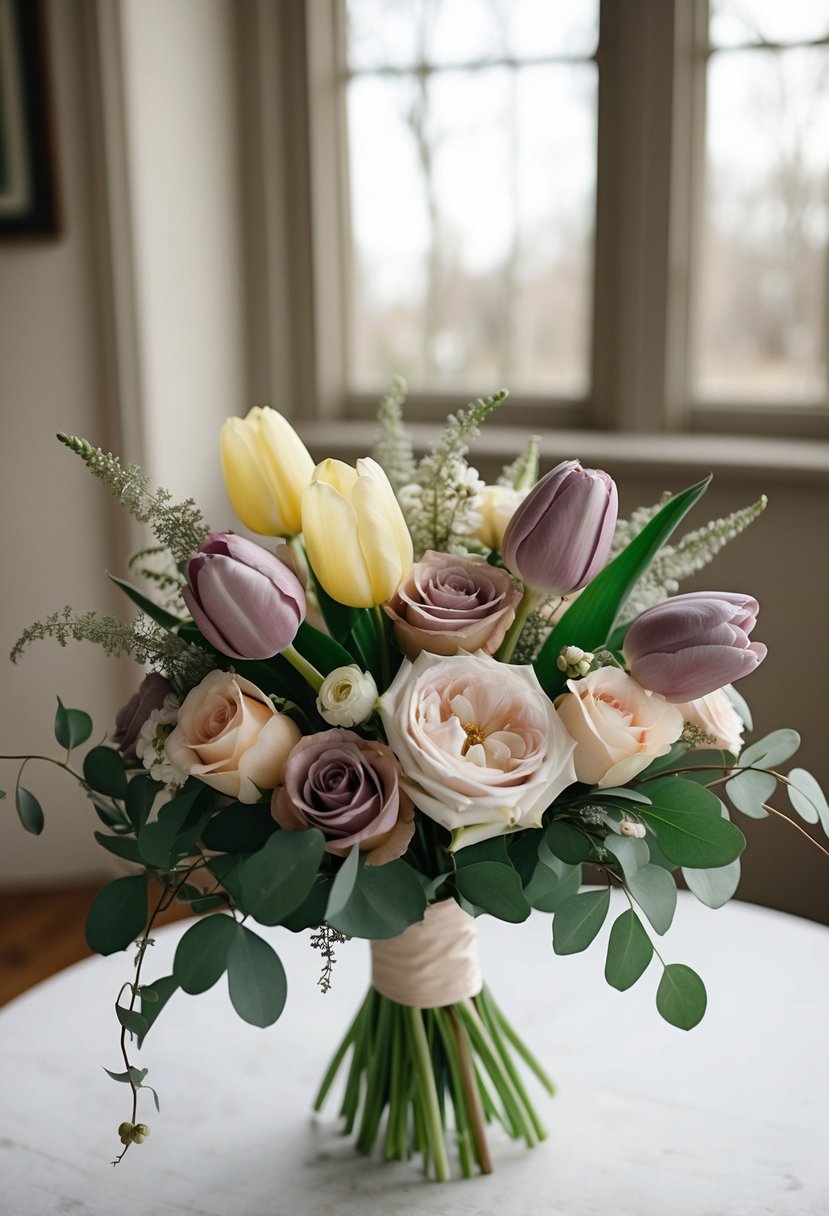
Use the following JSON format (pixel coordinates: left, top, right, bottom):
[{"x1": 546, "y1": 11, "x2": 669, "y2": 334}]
[{"x1": 0, "y1": 0, "x2": 59, "y2": 237}]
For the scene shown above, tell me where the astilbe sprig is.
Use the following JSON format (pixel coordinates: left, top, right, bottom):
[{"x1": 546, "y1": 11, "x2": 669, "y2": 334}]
[
  {"x1": 403, "y1": 390, "x2": 508, "y2": 557},
  {"x1": 497, "y1": 436, "x2": 540, "y2": 491},
  {"x1": 371, "y1": 375, "x2": 417, "y2": 495},
  {"x1": 57, "y1": 433, "x2": 211, "y2": 566},
  {"x1": 128, "y1": 546, "x2": 187, "y2": 614}
]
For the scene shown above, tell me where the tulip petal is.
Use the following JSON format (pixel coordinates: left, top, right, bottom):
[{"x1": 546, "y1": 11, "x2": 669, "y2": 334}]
[
  {"x1": 221, "y1": 421, "x2": 285, "y2": 535},
  {"x1": 302, "y1": 480, "x2": 375, "y2": 607}
]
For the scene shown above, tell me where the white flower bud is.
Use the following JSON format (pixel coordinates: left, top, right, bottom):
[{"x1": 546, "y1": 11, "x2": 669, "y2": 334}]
[
  {"x1": 619, "y1": 818, "x2": 646, "y2": 838},
  {"x1": 316, "y1": 665, "x2": 379, "y2": 728}
]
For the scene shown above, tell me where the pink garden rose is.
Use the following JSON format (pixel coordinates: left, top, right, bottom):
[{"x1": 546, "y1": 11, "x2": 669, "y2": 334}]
[
  {"x1": 166, "y1": 669, "x2": 300, "y2": 803},
  {"x1": 272, "y1": 729, "x2": 414, "y2": 865},
  {"x1": 674, "y1": 688, "x2": 744, "y2": 756},
  {"x1": 384, "y1": 550, "x2": 522, "y2": 661},
  {"x1": 555, "y1": 667, "x2": 683, "y2": 788},
  {"x1": 380, "y1": 651, "x2": 577, "y2": 851}
]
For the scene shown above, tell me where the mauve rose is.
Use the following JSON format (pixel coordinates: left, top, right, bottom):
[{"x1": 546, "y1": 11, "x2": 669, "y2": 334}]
[
  {"x1": 272, "y1": 729, "x2": 414, "y2": 865},
  {"x1": 112, "y1": 673, "x2": 173, "y2": 766},
  {"x1": 384, "y1": 550, "x2": 522, "y2": 661}
]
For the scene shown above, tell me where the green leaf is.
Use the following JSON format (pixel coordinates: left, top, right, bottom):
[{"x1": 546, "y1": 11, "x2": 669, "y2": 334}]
[
  {"x1": 108, "y1": 572, "x2": 184, "y2": 630},
  {"x1": 724, "y1": 768, "x2": 774, "y2": 818},
  {"x1": 115, "y1": 1004, "x2": 149, "y2": 1039},
  {"x1": 552, "y1": 887, "x2": 611, "y2": 955},
  {"x1": 522, "y1": 857, "x2": 582, "y2": 912},
  {"x1": 85, "y1": 874, "x2": 148, "y2": 955},
  {"x1": 15, "y1": 786, "x2": 44, "y2": 835},
  {"x1": 326, "y1": 842, "x2": 360, "y2": 921},
  {"x1": 138, "y1": 975, "x2": 179, "y2": 1046},
  {"x1": 545, "y1": 820, "x2": 600, "y2": 865},
  {"x1": 125, "y1": 774, "x2": 161, "y2": 831},
  {"x1": 682, "y1": 859, "x2": 741, "y2": 909},
  {"x1": 454, "y1": 862, "x2": 531, "y2": 923},
  {"x1": 83, "y1": 746, "x2": 128, "y2": 800},
  {"x1": 740, "y1": 729, "x2": 800, "y2": 770},
  {"x1": 201, "y1": 803, "x2": 278, "y2": 854},
  {"x1": 724, "y1": 683, "x2": 752, "y2": 730},
  {"x1": 206, "y1": 854, "x2": 245, "y2": 902},
  {"x1": 327, "y1": 858, "x2": 427, "y2": 940},
  {"x1": 241, "y1": 829, "x2": 325, "y2": 926},
  {"x1": 535, "y1": 475, "x2": 712, "y2": 695},
  {"x1": 638, "y1": 778, "x2": 745, "y2": 868},
  {"x1": 656, "y1": 963, "x2": 707, "y2": 1030},
  {"x1": 786, "y1": 768, "x2": 829, "y2": 832},
  {"x1": 137, "y1": 786, "x2": 201, "y2": 868},
  {"x1": 605, "y1": 834, "x2": 649, "y2": 882},
  {"x1": 173, "y1": 914, "x2": 237, "y2": 994},
  {"x1": 626, "y1": 864, "x2": 677, "y2": 935},
  {"x1": 93, "y1": 831, "x2": 143, "y2": 863},
  {"x1": 454, "y1": 836, "x2": 511, "y2": 867},
  {"x1": 226, "y1": 924, "x2": 288, "y2": 1027},
  {"x1": 293, "y1": 620, "x2": 358, "y2": 678},
  {"x1": 103, "y1": 1066, "x2": 142, "y2": 1085},
  {"x1": 281, "y1": 875, "x2": 333, "y2": 932},
  {"x1": 604, "y1": 909, "x2": 653, "y2": 991},
  {"x1": 54, "y1": 698, "x2": 93, "y2": 751}
]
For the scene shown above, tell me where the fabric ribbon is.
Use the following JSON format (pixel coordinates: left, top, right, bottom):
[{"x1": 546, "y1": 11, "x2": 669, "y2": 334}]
[{"x1": 370, "y1": 898, "x2": 483, "y2": 1008}]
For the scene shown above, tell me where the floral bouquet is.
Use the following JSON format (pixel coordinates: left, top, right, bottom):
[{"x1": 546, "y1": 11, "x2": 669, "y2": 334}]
[{"x1": 4, "y1": 383, "x2": 828, "y2": 1181}]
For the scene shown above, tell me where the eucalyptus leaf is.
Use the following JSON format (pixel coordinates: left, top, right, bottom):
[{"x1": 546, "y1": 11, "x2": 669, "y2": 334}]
[
  {"x1": 226, "y1": 924, "x2": 288, "y2": 1027},
  {"x1": 599, "y1": 788, "x2": 652, "y2": 805},
  {"x1": 552, "y1": 887, "x2": 611, "y2": 955},
  {"x1": 125, "y1": 774, "x2": 162, "y2": 831},
  {"x1": 522, "y1": 858, "x2": 581, "y2": 913},
  {"x1": 15, "y1": 786, "x2": 44, "y2": 835},
  {"x1": 638, "y1": 778, "x2": 745, "y2": 868},
  {"x1": 54, "y1": 698, "x2": 93, "y2": 751},
  {"x1": 723, "y1": 683, "x2": 752, "y2": 730},
  {"x1": 545, "y1": 821, "x2": 600, "y2": 865},
  {"x1": 93, "y1": 831, "x2": 143, "y2": 864},
  {"x1": 281, "y1": 875, "x2": 333, "y2": 932},
  {"x1": 138, "y1": 975, "x2": 179, "y2": 1046},
  {"x1": 173, "y1": 914, "x2": 237, "y2": 994},
  {"x1": 138, "y1": 786, "x2": 201, "y2": 868},
  {"x1": 605, "y1": 834, "x2": 649, "y2": 882},
  {"x1": 604, "y1": 909, "x2": 653, "y2": 991},
  {"x1": 201, "y1": 803, "x2": 277, "y2": 853},
  {"x1": 115, "y1": 1004, "x2": 149, "y2": 1039},
  {"x1": 85, "y1": 874, "x2": 148, "y2": 956},
  {"x1": 454, "y1": 862, "x2": 531, "y2": 923},
  {"x1": 83, "y1": 746, "x2": 128, "y2": 800},
  {"x1": 656, "y1": 963, "x2": 707, "y2": 1030},
  {"x1": 326, "y1": 842, "x2": 360, "y2": 921},
  {"x1": 626, "y1": 864, "x2": 677, "y2": 935},
  {"x1": 724, "y1": 768, "x2": 774, "y2": 818},
  {"x1": 786, "y1": 768, "x2": 828, "y2": 830},
  {"x1": 327, "y1": 858, "x2": 426, "y2": 940},
  {"x1": 241, "y1": 829, "x2": 325, "y2": 926},
  {"x1": 682, "y1": 859, "x2": 741, "y2": 909},
  {"x1": 739, "y1": 729, "x2": 800, "y2": 770}
]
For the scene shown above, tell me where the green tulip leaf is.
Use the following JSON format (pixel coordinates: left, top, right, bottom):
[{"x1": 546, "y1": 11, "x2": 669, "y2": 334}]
[
  {"x1": 535, "y1": 474, "x2": 711, "y2": 696},
  {"x1": 552, "y1": 887, "x2": 611, "y2": 955},
  {"x1": 108, "y1": 573, "x2": 184, "y2": 631},
  {"x1": 226, "y1": 924, "x2": 287, "y2": 1028},
  {"x1": 656, "y1": 963, "x2": 707, "y2": 1030},
  {"x1": 604, "y1": 908, "x2": 653, "y2": 991}
]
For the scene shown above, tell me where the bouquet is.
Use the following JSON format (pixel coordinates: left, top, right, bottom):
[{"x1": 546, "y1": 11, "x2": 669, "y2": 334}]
[{"x1": 4, "y1": 383, "x2": 828, "y2": 1181}]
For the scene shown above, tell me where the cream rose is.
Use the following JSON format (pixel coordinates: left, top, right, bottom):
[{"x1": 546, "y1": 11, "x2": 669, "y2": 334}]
[
  {"x1": 674, "y1": 688, "x2": 744, "y2": 756},
  {"x1": 472, "y1": 486, "x2": 528, "y2": 550},
  {"x1": 555, "y1": 667, "x2": 683, "y2": 788},
  {"x1": 165, "y1": 669, "x2": 300, "y2": 803},
  {"x1": 379, "y1": 650, "x2": 577, "y2": 851}
]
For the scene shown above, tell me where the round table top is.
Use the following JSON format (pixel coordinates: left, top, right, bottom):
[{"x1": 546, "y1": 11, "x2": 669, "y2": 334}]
[{"x1": 1, "y1": 891, "x2": 827, "y2": 1216}]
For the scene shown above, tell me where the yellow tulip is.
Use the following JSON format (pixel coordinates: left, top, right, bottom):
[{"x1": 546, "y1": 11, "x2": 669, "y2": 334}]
[
  {"x1": 220, "y1": 406, "x2": 314, "y2": 536},
  {"x1": 301, "y1": 458, "x2": 414, "y2": 608}
]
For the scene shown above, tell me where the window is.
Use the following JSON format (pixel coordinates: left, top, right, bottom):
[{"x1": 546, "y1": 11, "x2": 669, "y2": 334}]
[{"x1": 289, "y1": 0, "x2": 829, "y2": 436}]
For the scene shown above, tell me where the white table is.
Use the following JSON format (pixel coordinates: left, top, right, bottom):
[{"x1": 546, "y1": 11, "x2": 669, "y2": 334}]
[{"x1": 1, "y1": 891, "x2": 827, "y2": 1216}]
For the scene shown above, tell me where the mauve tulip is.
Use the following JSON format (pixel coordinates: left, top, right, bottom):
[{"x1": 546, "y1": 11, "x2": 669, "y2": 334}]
[
  {"x1": 183, "y1": 532, "x2": 305, "y2": 660},
  {"x1": 623, "y1": 592, "x2": 767, "y2": 703},
  {"x1": 501, "y1": 459, "x2": 618, "y2": 595}
]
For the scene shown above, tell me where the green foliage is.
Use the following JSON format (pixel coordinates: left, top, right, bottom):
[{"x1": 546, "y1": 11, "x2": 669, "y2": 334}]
[
  {"x1": 638, "y1": 777, "x2": 745, "y2": 868},
  {"x1": 240, "y1": 829, "x2": 325, "y2": 926},
  {"x1": 54, "y1": 698, "x2": 92, "y2": 751},
  {"x1": 552, "y1": 888, "x2": 611, "y2": 955},
  {"x1": 201, "y1": 803, "x2": 277, "y2": 854},
  {"x1": 454, "y1": 862, "x2": 531, "y2": 923},
  {"x1": 682, "y1": 859, "x2": 741, "y2": 909},
  {"x1": 85, "y1": 875, "x2": 148, "y2": 956},
  {"x1": 786, "y1": 768, "x2": 829, "y2": 834},
  {"x1": 522, "y1": 855, "x2": 582, "y2": 913},
  {"x1": 327, "y1": 856, "x2": 427, "y2": 940},
  {"x1": 84, "y1": 746, "x2": 128, "y2": 800},
  {"x1": 93, "y1": 832, "x2": 143, "y2": 864},
  {"x1": 15, "y1": 786, "x2": 44, "y2": 835},
  {"x1": 226, "y1": 924, "x2": 288, "y2": 1027},
  {"x1": 108, "y1": 572, "x2": 183, "y2": 631},
  {"x1": 125, "y1": 774, "x2": 161, "y2": 831},
  {"x1": 656, "y1": 963, "x2": 707, "y2": 1030},
  {"x1": 626, "y1": 865, "x2": 677, "y2": 935},
  {"x1": 138, "y1": 975, "x2": 178, "y2": 1046},
  {"x1": 173, "y1": 915, "x2": 237, "y2": 994},
  {"x1": 545, "y1": 820, "x2": 602, "y2": 865},
  {"x1": 534, "y1": 475, "x2": 711, "y2": 696},
  {"x1": 604, "y1": 909, "x2": 653, "y2": 991},
  {"x1": 115, "y1": 1003, "x2": 148, "y2": 1040}
]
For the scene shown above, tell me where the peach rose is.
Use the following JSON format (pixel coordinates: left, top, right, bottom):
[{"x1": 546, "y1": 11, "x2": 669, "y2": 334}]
[
  {"x1": 674, "y1": 688, "x2": 744, "y2": 756},
  {"x1": 555, "y1": 667, "x2": 683, "y2": 788},
  {"x1": 165, "y1": 669, "x2": 300, "y2": 803}
]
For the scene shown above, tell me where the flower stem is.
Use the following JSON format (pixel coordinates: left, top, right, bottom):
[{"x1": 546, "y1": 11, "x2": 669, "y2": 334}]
[
  {"x1": 496, "y1": 586, "x2": 542, "y2": 663},
  {"x1": 280, "y1": 643, "x2": 324, "y2": 693},
  {"x1": 406, "y1": 1005, "x2": 451, "y2": 1182},
  {"x1": 371, "y1": 604, "x2": 391, "y2": 690}
]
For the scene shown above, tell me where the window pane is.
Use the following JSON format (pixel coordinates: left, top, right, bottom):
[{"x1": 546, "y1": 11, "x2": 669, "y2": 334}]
[
  {"x1": 710, "y1": 0, "x2": 829, "y2": 50},
  {"x1": 345, "y1": 15, "x2": 597, "y2": 396},
  {"x1": 694, "y1": 45, "x2": 829, "y2": 402},
  {"x1": 347, "y1": 0, "x2": 598, "y2": 72}
]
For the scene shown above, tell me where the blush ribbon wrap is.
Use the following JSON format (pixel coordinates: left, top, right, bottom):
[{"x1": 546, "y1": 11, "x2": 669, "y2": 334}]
[{"x1": 370, "y1": 898, "x2": 483, "y2": 1008}]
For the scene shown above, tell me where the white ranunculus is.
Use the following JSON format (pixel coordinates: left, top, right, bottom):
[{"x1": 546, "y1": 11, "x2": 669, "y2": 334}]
[
  {"x1": 316, "y1": 665, "x2": 379, "y2": 728},
  {"x1": 674, "y1": 688, "x2": 745, "y2": 756},
  {"x1": 379, "y1": 650, "x2": 578, "y2": 851},
  {"x1": 555, "y1": 667, "x2": 683, "y2": 788}
]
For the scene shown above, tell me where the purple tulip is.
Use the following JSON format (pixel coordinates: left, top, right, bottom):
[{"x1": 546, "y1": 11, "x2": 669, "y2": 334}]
[
  {"x1": 501, "y1": 459, "x2": 618, "y2": 595},
  {"x1": 112, "y1": 672, "x2": 172, "y2": 765},
  {"x1": 183, "y1": 532, "x2": 306, "y2": 660},
  {"x1": 623, "y1": 592, "x2": 767, "y2": 703}
]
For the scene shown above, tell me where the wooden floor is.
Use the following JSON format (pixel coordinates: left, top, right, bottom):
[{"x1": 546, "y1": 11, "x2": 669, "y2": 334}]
[{"x1": 0, "y1": 885, "x2": 190, "y2": 1007}]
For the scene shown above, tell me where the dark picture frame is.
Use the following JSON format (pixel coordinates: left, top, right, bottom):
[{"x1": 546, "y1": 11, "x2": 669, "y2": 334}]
[{"x1": 0, "y1": 0, "x2": 59, "y2": 237}]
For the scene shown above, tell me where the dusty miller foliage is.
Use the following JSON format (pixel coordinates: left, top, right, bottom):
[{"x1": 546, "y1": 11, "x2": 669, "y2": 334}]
[
  {"x1": 402, "y1": 390, "x2": 508, "y2": 558},
  {"x1": 10, "y1": 608, "x2": 216, "y2": 693},
  {"x1": 371, "y1": 375, "x2": 417, "y2": 495},
  {"x1": 57, "y1": 433, "x2": 211, "y2": 566}
]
